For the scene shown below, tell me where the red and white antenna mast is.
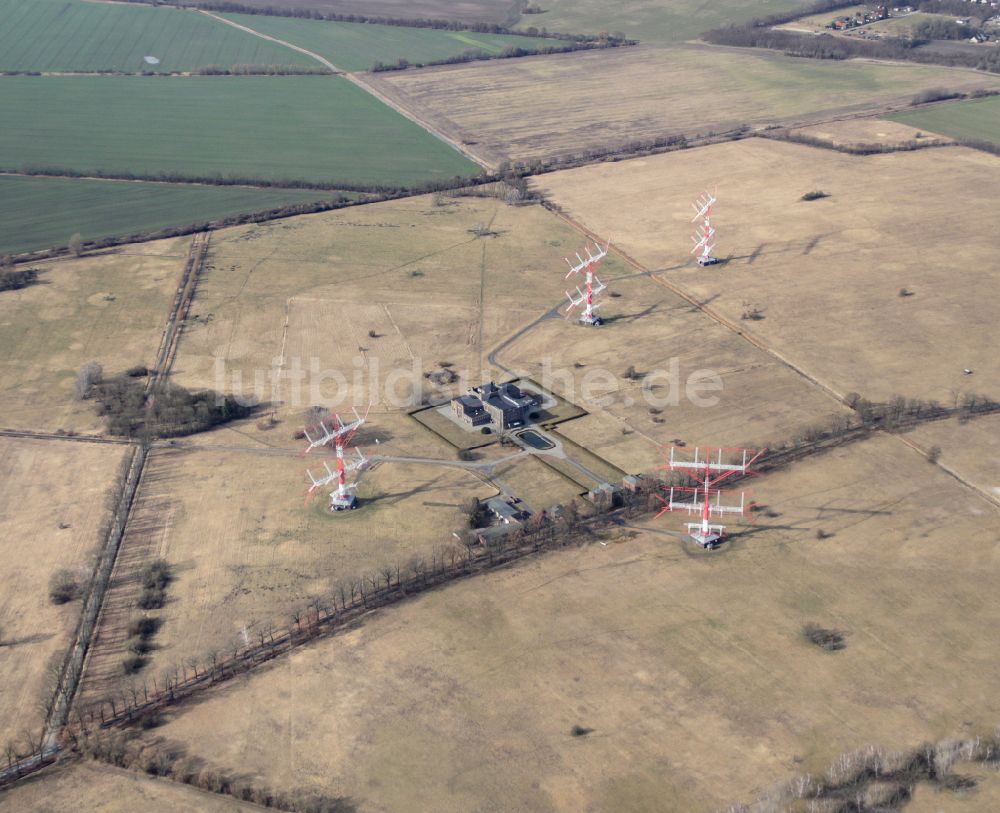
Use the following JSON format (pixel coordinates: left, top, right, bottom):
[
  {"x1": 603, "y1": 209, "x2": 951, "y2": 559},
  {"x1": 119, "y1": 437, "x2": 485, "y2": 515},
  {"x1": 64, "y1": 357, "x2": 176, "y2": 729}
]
[
  {"x1": 302, "y1": 406, "x2": 370, "y2": 511},
  {"x1": 656, "y1": 446, "x2": 764, "y2": 548},
  {"x1": 563, "y1": 240, "x2": 609, "y2": 326},
  {"x1": 691, "y1": 190, "x2": 719, "y2": 267}
]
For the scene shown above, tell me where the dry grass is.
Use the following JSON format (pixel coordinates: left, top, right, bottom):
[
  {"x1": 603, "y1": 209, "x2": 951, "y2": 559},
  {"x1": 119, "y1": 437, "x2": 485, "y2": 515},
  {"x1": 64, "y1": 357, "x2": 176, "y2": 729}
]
[
  {"x1": 908, "y1": 414, "x2": 1000, "y2": 502},
  {"x1": 0, "y1": 760, "x2": 259, "y2": 812},
  {"x1": 172, "y1": 194, "x2": 629, "y2": 426},
  {"x1": 151, "y1": 432, "x2": 1000, "y2": 812},
  {"x1": 0, "y1": 437, "x2": 125, "y2": 738},
  {"x1": 491, "y1": 452, "x2": 585, "y2": 512},
  {"x1": 76, "y1": 412, "x2": 500, "y2": 704},
  {"x1": 499, "y1": 271, "x2": 842, "y2": 474},
  {"x1": 789, "y1": 117, "x2": 953, "y2": 146},
  {"x1": 0, "y1": 239, "x2": 187, "y2": 433},
  {"x1": 534, "y1": 138, "x2": 1000, "y2": 404},
  {"x1": 369, "y1": 44, "x2": 1000, "y2": 163}
]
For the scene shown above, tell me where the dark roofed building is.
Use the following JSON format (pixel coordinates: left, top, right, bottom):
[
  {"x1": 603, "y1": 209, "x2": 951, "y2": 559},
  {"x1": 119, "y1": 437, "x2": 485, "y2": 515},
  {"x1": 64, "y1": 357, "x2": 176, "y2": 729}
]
[
  {"x1": 451, "y1": 381, "x2": 540, "y2": 431},
  {"x1": 452, "y1": 393, "x2": 491, "y2": 427}
]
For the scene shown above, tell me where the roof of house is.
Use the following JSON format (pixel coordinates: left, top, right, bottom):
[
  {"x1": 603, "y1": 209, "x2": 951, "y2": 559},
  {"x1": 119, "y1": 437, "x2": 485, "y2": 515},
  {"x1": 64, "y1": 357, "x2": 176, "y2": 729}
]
[{"x1": 486, "y1": 497, "x2": 525, "y2": 522}]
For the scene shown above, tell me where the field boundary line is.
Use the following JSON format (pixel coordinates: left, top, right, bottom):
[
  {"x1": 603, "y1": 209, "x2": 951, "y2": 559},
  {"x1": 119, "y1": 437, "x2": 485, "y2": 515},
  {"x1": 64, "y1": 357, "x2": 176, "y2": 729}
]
[
  {"x1": 346, "y1": 71, "x2": 493, "y2": 170},
  {"x1": 0, "y1": 429, "x2": 129, "y2": 446},
  {"x1": 196, "y1": 10, "x2": 342, "y2": 73}
]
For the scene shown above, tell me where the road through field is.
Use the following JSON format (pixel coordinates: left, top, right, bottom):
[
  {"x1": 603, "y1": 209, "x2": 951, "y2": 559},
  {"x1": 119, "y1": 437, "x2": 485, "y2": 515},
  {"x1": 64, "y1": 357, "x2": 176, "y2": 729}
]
[
  {"x1": 197, "y1": 9, "x2": 341, "y2": 73},
  {"x1": 200, "y1": 10, "x2": 493, "y2": 170}
]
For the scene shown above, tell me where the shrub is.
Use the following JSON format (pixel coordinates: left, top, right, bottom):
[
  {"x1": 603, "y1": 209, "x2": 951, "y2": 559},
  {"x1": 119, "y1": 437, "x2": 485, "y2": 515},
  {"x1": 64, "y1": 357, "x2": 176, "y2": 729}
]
[
  {"x1": 801, "y1": 190, "x2": 829, "y2": 201},
  {"x1": 911, "y1": 87, "x2": 961, "y2": 106},
  {"x1": 48, "y1": 569, "x2": 80, "y2": 604},
  {"x1": 0, "y1": 268, "x2": 39, "y2": 292},
  {"x1": 803, "y1": 623, "x2": 846, "y2": 651},
  {"x1": 125, "y1": 365, "x2": 149, "y2": 377},
  {"x1": 128, "y1": 617, "x2": 161, "y2": 638},
  {"x1": 122, "y1": 655, "x2": 146, "y2": 674}
]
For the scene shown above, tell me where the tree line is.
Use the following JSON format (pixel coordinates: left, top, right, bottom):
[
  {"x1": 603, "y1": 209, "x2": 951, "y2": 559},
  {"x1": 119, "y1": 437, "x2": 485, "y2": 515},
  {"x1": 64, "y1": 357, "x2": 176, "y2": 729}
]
[
  {"x1": 74, "y1": 729, "x2": 355, "y2": 812},
  {"x1": 3, "y1": 64, "x2": 330, "y2": 77},
  {"x1": 703, "y1": 22, "x2": 1000, "y2": 73},
  {"x1": 730, "y1": 732, "x2": 1000, "y2": 812},
  {"x1": 69, "y1": 389, "x2": 1000, "y2": 736},
  {"x1": 370, "y1": 37, "x2": 634, "y2": 73},
  {"x1": 114, "y1": 0, "x2": 615, "y2": 43}
]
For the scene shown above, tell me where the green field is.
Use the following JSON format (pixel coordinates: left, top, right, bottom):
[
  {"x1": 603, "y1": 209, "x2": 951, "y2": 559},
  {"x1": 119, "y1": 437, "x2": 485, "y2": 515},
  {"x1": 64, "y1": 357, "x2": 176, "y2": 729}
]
[
  {"x1": 512, "y1": 0, "x2": 809, "y2": 44},
  {"x1": 0, "y1": 175, "x2": 343, "y2": 256},
  {"x1": 887, "y1": 95, "x2": 1000, "y2": 147},
  {"x1": 0, "y1": 76, "x2": 480, "y2": 187},
  {"x1": 0, "y1": 0, "x2": 315, "y2": 74},
  {"x1": 222, "y1": 12, "x2": 570, "y2": 72}
]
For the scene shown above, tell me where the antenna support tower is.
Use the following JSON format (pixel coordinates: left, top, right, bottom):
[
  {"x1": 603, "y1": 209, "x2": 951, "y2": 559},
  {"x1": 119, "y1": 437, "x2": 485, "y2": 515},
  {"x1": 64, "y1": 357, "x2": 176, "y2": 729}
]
[
  {"x1": 302, "y1": 406, "x2": 370, "y2": 511},
  {"x1": 690, "y1": 191, "x2": 720, "y2": 267},
  {"x1": 657, "y1": 446, "x2": 764, "y2": 548},
  {"x1": 562, "y1": 241, "x2": 609, "y2": 326}
]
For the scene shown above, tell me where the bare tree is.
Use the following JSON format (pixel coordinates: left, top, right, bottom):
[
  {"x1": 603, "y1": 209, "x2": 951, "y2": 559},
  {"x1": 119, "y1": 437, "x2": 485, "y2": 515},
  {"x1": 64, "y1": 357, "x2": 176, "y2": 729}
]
[
  {"x1": 68, "y1": 233, "x2": 84, "y2": 257},
  {"x1": 75, "y1": 361, "x2": 103, "y2": 400}
]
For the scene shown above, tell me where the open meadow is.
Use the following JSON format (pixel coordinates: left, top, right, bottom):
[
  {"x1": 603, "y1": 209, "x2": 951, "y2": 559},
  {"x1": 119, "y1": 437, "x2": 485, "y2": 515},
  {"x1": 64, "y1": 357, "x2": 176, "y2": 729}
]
[
  {"x1": 0, "y1": 76, "x2": 480, "y2": 187},
  {"x1": 0, "y1": 437, "x2": 125, "y2": 741},
  {"x1": 0, "y1": 239, "x2": 187, "y2": 433},
  {"x1": 499, "y1": 270, "x2": 843, "y2": 475},
  {"x1": 149, "y1": 432, "x2": 1000, "y2": 812},
  {"x1": 370, "y1": 44, "x2": 1000, "y2": 163},
  {"x1": 0, "y1": 175, "x2": 335, "y2": 257},
  {"x1": 170, "y1": 193, "x2": 629, "y2": 417},
  {"x1": 75, "y1": 421, "x2": 499, "y2": 707},
  {"x1": 887, "y1": 94, "x2": 1000, "y2": 147},
  {"x1": 907, "y1": 414, "x2": 1000, "y2": 504},
  {"x1": 0, "y1": 760, "x2": 261, "y2": 812},
  {"x1": 0, "y1": 0, "x2": 313, "y2": 74},
  {"x1": 534, "y1": 138, "x2": 1000, "y2": 405},
  {"x1": 220, "y1": 12, "x2": 570, "y2": 72}
]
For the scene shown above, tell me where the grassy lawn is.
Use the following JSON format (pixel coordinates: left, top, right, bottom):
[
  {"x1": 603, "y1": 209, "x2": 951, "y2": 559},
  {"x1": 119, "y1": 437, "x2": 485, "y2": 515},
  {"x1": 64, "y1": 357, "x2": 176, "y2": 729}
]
[
  {"x1": 222, "y1": 12, "x2": 571, "y2": 72},
  {"x1": 0, "y1": 75, "x2": 480, "y2": 187},
  {"x1": 512, "y1": 0, "x2": 810, "y2": 44},
  {"x1": 887, "y1": 95, "x2": 1000, "y2": 146},
  {"x1": 0, "y1": 0, "x2": 314, "y2": 73},
  {"x1": 0, "y1": 175, "x2": 340, "y2": 256}
]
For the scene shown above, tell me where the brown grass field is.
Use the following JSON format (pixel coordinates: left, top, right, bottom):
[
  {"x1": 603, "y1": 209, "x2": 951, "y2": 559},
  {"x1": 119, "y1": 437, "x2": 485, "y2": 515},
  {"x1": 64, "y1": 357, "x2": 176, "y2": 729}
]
[
  {"x1": 534, "y1": 138, "x2": 1000, "y2": 405},
  {"x1": 369, "y1": 44, "x2": 1000, "y2": 163},
  {"x1": 499, "y1": 270, "x2": 843, "y2": 475},
  {"x1": 908, "y1": 414, "x2": 1000, "y2": 504},
  {"x1": 0, "y1": 238, "x2": 188, "y2": 433},
  {"x1": 149, "y1": 432, "x2": 1000, "y2": 812},
  {"x1": 76, "y1": 415, "x2": 501, "y2": 705},
  {"x1": 0, "y1": 437, "x2": 125, "y2": 740},
  {"x1": 172, "y1": 194, "x2": 629, "y2": 424},
  {"x1": 788, "y1": 117, "x2": 953, "y2": 147},
  {"x1": 0, "y1": 760, "x2": 259, "y2": 812}
]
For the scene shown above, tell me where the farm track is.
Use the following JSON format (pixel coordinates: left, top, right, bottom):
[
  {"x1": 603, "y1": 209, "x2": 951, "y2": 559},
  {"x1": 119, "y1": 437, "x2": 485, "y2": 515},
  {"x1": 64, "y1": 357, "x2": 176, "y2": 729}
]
[
  {"x1": 193, "y1": 11, "x2": 493, "y2": 170},
  {"x1": 196, "y1": 10, "x2": 342, "y2": 74},
  {"x1": 0, "y1": 233, "x2": 212, "y2": 786},
  {"x1": 149, "y1": 232, "x2": 210, "y2": 391}
]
